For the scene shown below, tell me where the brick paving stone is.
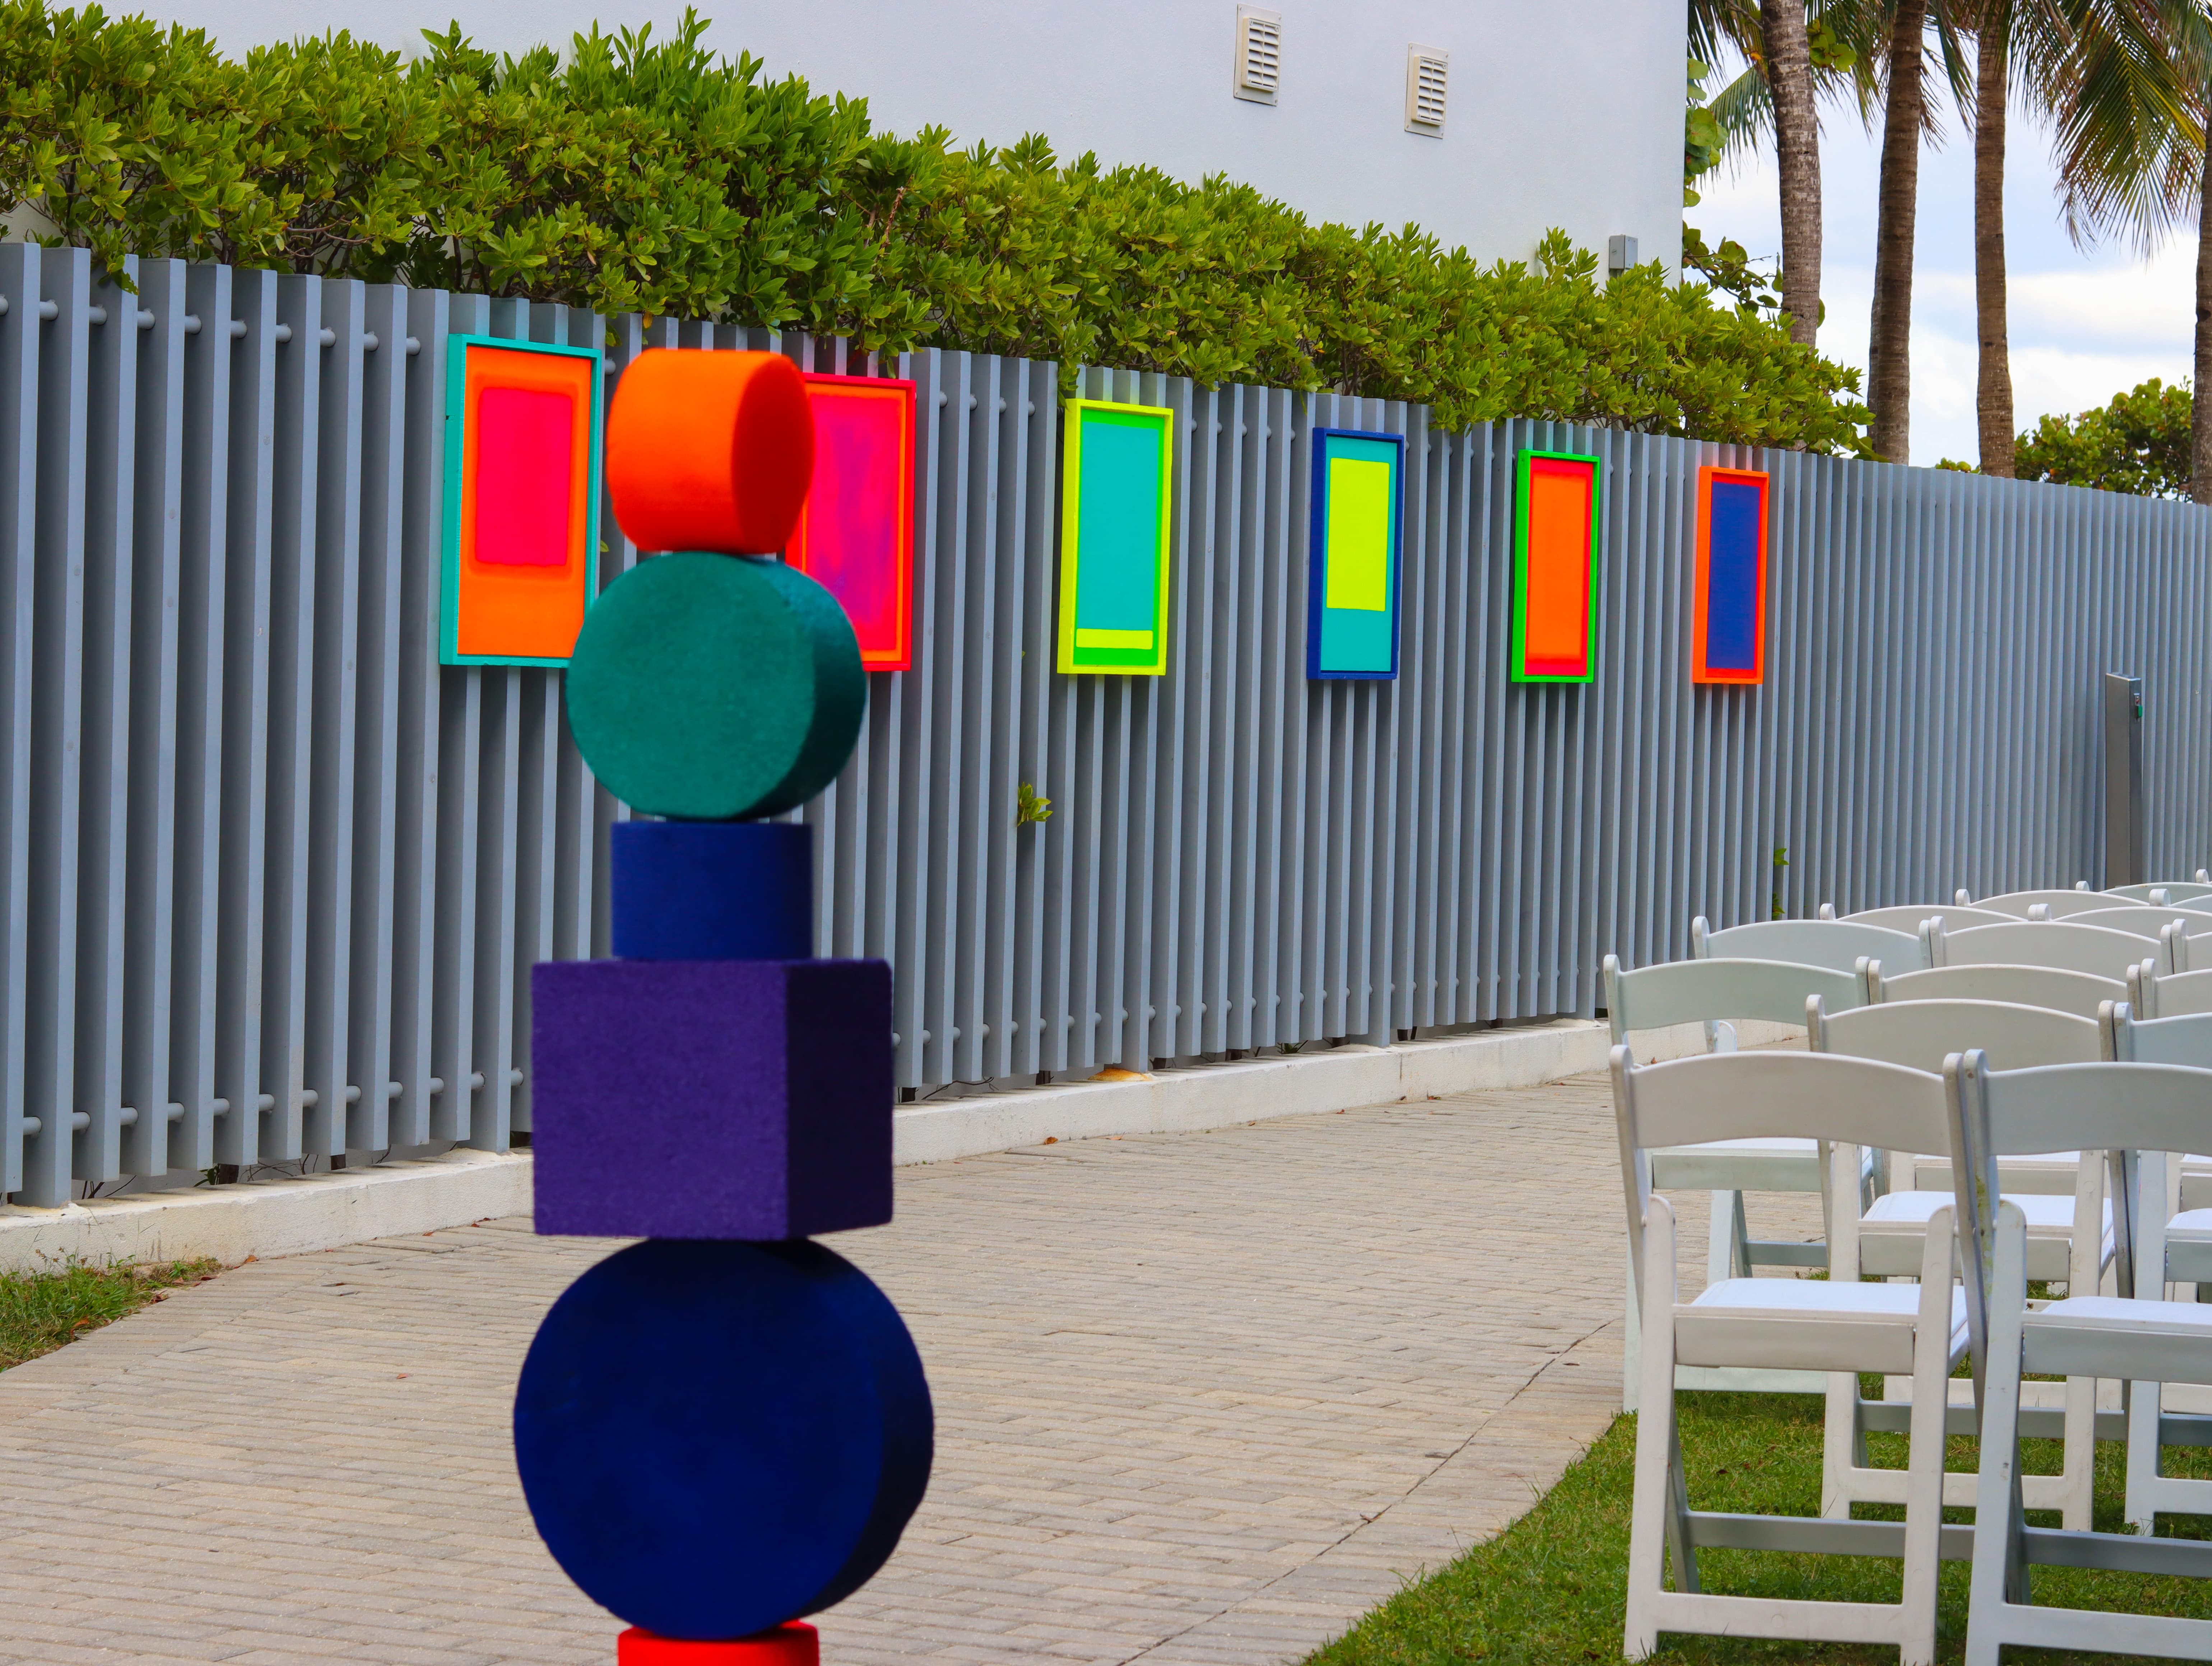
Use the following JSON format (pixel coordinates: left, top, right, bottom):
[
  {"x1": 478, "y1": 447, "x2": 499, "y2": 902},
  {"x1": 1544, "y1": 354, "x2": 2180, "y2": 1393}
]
[{"x1": 0, "y1": 1070, "x2": 1820, "y2": 1666}]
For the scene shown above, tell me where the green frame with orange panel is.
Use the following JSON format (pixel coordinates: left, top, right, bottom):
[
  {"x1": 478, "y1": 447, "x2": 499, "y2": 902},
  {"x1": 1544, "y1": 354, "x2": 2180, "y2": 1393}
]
[{"x1": 1510, "y1": 448, "x2": 1602, "y2": 684}]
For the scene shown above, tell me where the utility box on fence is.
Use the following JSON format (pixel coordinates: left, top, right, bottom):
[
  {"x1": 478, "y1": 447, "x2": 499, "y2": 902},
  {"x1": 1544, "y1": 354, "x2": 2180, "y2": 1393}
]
[{"x1": 2105, "y1": 671, "x2": 2146, "y2": 889}]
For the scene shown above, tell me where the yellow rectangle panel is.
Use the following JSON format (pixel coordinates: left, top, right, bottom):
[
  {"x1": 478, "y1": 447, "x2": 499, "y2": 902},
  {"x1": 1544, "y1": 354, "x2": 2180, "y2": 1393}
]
[
  {"x1": 1324, "y1": 457, "x2": 1391, "y2": 611},
  {"x1": 1074, "y1": 627, "x2": 1154, "y2": 649}
]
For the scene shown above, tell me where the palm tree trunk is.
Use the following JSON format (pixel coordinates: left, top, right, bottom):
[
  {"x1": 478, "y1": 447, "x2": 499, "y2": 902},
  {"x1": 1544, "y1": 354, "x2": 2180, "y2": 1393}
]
[
  {"x1": 1761, "y1": 0, "x2": 1823, "y2": 347},
  {"x1": 1870, "y1": 0, "x2": 1928, "y2": 464},
  {"x1": 2193, "y1": 104, "x2": 2212, "y2": 503},
  {"x1": 1975, "y1": 22, "x2": 2015, "y2": 476}
]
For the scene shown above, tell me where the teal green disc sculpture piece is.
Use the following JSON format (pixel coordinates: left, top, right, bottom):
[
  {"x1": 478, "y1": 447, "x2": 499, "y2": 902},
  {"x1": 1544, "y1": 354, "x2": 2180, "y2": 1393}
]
[{"x1": 567, "y1": 551, "x2": 866, "y2": 820}]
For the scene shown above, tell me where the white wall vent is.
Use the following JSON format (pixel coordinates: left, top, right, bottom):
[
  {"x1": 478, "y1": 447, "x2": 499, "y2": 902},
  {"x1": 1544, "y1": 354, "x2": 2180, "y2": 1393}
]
[
  {"x1": 1405, "y1": 45, "x2": 1447, "y2": 134},
  {"x1": 1234, "y1": 6, "x2": 1282, "y2": 105}
]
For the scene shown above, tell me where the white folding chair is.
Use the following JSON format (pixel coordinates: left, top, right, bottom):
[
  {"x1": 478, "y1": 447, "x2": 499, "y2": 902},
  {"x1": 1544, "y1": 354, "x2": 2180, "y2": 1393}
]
[
  {"x1": 1937, "y1": 918, "x2": 2168, "y2": 980},
  {"x1": 1696, "y1": 914, "x2": 1928, "y2": 974},
  {"x1": 1954, "y1": 1053, "x2": 2212, "y2": 1666},
  {"x1": 1961, "y1": 884, "x2": 2105, "y2": 918},
  {"x1": 1870, "y1": 959, "x2": 2130, "y2": 1021},
  {"x1": 1618, "y1": 1047, "x2": 1963, "y2": 1666},
  {"x1": 1810, "y1": 996, "x2": 2110, "y2": 1528},
  {"x1": 1819, "y1": 903, "x2": 2016, "y2": 932},
  {"x1": 1606, "y1": 953, "x2": 1863, "y2": 1404},
  {"x1": 2101, "y1": 1003, "x2": 2212, "y2": 1531}
]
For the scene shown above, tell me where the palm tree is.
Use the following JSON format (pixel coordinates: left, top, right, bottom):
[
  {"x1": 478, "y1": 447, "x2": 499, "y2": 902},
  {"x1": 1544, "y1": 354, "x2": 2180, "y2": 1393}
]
[
  {"x1": 2019, "y1": 2, "x2": 2207, "y2": 494},
  {"x1": 1968, "y1": 1, "x2": 2200, "y2": 479},
  {"x1": 1974, "y1": 6, "x2": 2015, "y2": 473},
  {"x1": 1689, "y1": 0, "x2": 1844, "y2": 345},
  {"x1": 1765, "y1": 0, "x2": 1828, "y2": 344},
  {"x1": 1869, "y1": 0, "x2": 1932, "y2": 461}
]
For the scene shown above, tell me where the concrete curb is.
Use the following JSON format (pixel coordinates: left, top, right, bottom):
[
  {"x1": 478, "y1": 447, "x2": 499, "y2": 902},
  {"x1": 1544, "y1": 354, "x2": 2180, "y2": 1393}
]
[
  {"x1": 0, "y1": 1015, "x2": 1785, "y2": 1272},
  {"x1": 887, "y1": 1015, "x2": 1782, "y2": 1164},
  {"x1": 0, "y1": 1149, "x2": 532, "y2": 1274}
]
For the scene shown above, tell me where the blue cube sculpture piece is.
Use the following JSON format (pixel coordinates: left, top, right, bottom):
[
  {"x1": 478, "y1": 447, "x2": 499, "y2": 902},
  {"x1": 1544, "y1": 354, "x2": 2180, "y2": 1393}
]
[
  {"x1": 530, "y1": 958, "x2": 893, "y2": 1240},
  {"x1": 611, "y1": 819, "x2": 815, "y2": 962}
]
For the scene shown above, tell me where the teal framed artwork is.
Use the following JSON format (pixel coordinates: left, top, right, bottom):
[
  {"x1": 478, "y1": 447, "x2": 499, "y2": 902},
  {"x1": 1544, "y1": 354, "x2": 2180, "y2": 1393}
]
[
  {"x1": 1057, "y1": 399, "x2": 1174, "y2": 675},
  {"x1": 1307, "y1": 428, "x2": 1404, "y2": 680}
]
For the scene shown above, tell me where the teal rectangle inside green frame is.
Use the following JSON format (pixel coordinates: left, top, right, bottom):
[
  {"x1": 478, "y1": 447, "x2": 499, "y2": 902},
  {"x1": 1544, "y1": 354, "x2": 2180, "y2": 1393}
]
[{"x1": 1307, "y1": 429, "x2": 1403, "y2": 680}]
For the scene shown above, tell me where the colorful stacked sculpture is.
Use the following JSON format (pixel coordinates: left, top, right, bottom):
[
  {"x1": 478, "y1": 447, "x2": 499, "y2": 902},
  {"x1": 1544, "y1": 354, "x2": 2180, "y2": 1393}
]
[{"x1": 515, "y1": 349, "x2": 929, "y2": 1665}]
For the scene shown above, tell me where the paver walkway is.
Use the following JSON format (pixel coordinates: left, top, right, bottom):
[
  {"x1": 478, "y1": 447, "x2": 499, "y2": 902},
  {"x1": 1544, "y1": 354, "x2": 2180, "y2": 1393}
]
[{"x1": 0, "y1": 1070, "x2": 1804, "y2": 1666}]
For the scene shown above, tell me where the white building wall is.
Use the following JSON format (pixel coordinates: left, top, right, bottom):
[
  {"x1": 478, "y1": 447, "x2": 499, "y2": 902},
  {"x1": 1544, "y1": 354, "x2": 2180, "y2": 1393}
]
[{"x1": 136, "y1": 0, "x2": 1685, "y2": 274}]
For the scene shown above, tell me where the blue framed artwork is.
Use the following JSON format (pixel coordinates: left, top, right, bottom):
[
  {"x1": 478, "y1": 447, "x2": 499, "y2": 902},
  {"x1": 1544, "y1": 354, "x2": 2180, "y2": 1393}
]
[{"x1": 1307, "y1": 428, "x2": 1404, "y2": 680}]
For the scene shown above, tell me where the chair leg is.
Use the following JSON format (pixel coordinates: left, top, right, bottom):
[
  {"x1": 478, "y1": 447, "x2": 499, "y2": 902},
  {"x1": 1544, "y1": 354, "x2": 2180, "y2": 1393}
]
[
  {"x1": 1623, "y1": 1246, "x2": 1641, "y2": 1413},
  {"x1": 2125, "y1": 1375, "x2": 2163, "y2": 1535},
  {"x1": 1900, "y1": 1216, "x2": 1957, "y2": 1666},
  {"x1": 1821, "y1": 1371, "x2": 1859, "y2": 1519},
  {"x1": 2059, "y1": 1373, "x2": 2095, "y2": 1531},
  {"x1": 1625, "y1": 1198, "x2": 1681, "y2": 1661},
  {"x1": 1965, "y1": 1211, "x2": 2031, "y2": 1666},
  {"x1": 1706, "y1": 1190, "x2": 1742, "y2": 1285}
]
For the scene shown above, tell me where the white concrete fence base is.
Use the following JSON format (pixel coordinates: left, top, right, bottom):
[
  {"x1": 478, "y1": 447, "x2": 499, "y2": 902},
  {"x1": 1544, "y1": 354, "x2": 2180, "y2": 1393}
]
[{"x1": 0, "y1": 1017, "x2": 1765, "y2": 1274}]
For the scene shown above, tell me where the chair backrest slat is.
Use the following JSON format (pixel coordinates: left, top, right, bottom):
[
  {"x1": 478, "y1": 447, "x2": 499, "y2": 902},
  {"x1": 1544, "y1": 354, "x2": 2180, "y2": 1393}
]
[
  {"x1": 2068, "y1": 905, "x2": 2212, "y2": 941},
  {"x1": 1845, "y1": 904, "x2": 2013, "y2": 933},
  {"x1": 2134, "y1": 964, "x2": 2212, "y2": 1019},
  {"x1": 1969, "y1": 887, "x2": 2105, "y2": 918},
  {"x1": 2106, "y1": 882, "x2": 2212, "y2": 906},
  {"x1": 1874, "y1": 962, "x2": 2125, "y2": 1019},
  {"x1": 1813, "y1": 997, "x2": 2099, "y2": 1072},
  {"x1": 1956, "y1": 1056, "x2": 2212, "y2": 1158},
  {"x1": 1938, "y1": 920, "x2": 2162, "y2": 982},
  {"x1": 1698, "y1": 916, "x2": 1925, "y2": 974},
  {"x1": 2105, "y1": 1004, "x2": 2212, "y2": 1068},
  {"x1": 1616, "y1": 1047, "x2": 1948, "y2": 1156},
  {"x1": 1604, "y1": 954, "x2": 1861, "y2": 1044}
]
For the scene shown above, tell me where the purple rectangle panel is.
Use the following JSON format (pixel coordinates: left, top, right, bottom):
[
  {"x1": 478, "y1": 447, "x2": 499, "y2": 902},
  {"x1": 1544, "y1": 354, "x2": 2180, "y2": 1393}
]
[{"x1": 531, "y1": 958, "x2": 893, "y2": 1239}]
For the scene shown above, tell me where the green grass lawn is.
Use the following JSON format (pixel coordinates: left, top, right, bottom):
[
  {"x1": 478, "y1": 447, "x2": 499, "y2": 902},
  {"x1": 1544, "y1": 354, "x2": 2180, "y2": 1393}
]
[
  {"x1": 1308, "y1": 1388, "x2": 2212, "y2": 1665},
  {"x1": 0, "y1": 1258, "x2": 219, "y2": 1370}
]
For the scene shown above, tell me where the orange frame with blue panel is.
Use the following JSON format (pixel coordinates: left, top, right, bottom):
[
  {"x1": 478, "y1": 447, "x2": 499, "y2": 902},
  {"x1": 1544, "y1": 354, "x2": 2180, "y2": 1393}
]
[
  {"x1": 1692, "y1": 465, "x2": 1769, "y2": 685},
  {"x1": 441, "y1": 334, "x2": 605, "y2": 667}
]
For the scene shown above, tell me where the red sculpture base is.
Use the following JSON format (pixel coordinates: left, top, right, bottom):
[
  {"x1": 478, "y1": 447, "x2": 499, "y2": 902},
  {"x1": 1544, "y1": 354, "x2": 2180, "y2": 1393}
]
[{"x1": 618, "y1": 1622, "x2": 819, "y2": 1666}]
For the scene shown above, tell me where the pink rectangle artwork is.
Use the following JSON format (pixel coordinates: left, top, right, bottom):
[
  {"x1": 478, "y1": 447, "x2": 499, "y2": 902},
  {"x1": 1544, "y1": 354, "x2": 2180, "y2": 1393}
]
[
  {"x1": 475, "y1": 385, "x2": 576, "y2": 567},
  {"x1": 789, "y1": 374, "x2": 916, "y2": 670}
]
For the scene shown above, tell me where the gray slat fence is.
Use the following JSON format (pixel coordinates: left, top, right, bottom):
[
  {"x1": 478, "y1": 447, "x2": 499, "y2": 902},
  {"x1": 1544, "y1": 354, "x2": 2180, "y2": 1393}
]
[{"x1": 1, "y1": 249, "x2": 2207, "y2": 1203}]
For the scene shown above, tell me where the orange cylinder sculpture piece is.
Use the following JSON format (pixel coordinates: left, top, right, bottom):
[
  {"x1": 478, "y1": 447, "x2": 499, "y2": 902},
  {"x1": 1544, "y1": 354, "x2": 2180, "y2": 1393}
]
[{"x1": 607, "y1": 350, "x2": 815, "y2": 555}]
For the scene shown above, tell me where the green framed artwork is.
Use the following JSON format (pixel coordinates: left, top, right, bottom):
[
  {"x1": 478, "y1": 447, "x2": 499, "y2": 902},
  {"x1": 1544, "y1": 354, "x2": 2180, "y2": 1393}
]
[
  {"x1": 1510, "y1": 448, "x2": 1601, "y2": 684},
  {"x1": 1057, "y1": 399, "x2": 1175, "y2": 675}
]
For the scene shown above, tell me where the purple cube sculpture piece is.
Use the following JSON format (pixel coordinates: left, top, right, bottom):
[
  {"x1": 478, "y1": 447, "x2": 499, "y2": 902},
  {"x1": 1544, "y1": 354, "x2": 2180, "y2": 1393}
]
[{"x1": 531, "y1": 958, "x2": 893, "y2": 1239}]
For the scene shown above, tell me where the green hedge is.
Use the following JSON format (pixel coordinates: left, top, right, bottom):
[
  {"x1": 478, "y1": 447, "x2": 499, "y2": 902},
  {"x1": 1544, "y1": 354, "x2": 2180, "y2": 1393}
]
[{"x1": 0, "y1": 3, "x2": 1871, "y2": 452}]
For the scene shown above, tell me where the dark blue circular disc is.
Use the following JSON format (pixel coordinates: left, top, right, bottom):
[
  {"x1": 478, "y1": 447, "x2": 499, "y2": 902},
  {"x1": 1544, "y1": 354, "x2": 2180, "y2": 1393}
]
[{"x1": 513, "y1": 1238, "x2": 932, "y2": 1640}]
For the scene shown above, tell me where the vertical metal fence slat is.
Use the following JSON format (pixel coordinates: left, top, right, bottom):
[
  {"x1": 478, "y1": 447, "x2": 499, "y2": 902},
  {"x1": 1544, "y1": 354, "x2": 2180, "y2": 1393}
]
[
  {"x1": 74, "y1": 260, "x2": 139, "y2": 1188},
  {"x1": 20, "y1": 246, "x2": 90, "y2": 1205},
  {"x1": 345, "y1": 284, "x2": 409, "y2": 1155},
  {"x1": 120, "y1": 261, "x2": 186, "y2": 1179}
]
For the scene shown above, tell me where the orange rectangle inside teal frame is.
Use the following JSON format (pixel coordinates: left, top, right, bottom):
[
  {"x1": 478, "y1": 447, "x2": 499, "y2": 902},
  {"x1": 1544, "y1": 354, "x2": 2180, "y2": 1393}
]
[
  {"x1": 1058, "y1": 399, "x2": 1174, "y2": 675},
  {"x1": 787, "y1": 372, "x2": 916, "y2": 671},
  {"x1": 442, "y1": 334, "x2": 606, "y2": 668},
  {"x1": 1511, "y1": 449, "x2": 1600, "y2": 683},
  {"x1": 1693, "y1": 466, "x2": 1768, "y2": 684},
  {"x1": 441, "y1": 334, "x2": 604, "y2": 667}
]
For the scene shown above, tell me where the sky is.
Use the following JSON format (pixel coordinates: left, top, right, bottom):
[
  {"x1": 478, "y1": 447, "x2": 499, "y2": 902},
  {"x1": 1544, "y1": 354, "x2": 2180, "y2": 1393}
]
[{"x1": 1690, "y1": 73, "x2": 2195, "y2": 466}]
